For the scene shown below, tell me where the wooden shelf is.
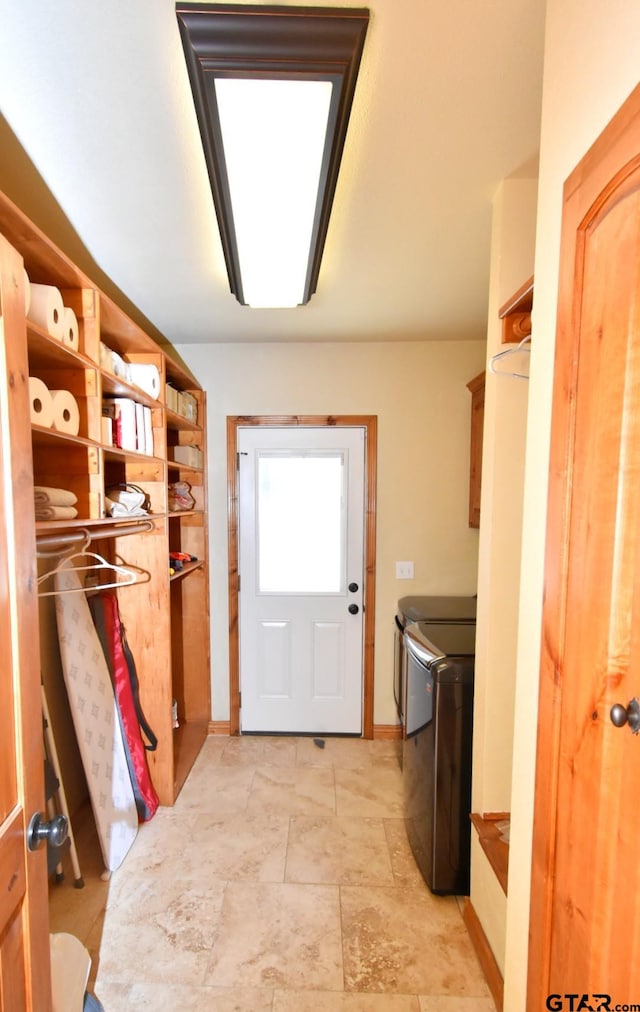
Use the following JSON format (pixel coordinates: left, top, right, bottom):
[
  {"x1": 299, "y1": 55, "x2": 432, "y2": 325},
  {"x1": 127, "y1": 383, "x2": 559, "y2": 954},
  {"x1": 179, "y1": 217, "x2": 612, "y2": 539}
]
[
  {"x1": 27, "y1": 325, "x2": 97, "y2": 371},
  {"x1": 471, "y1": 812, "x2": 510, "y2": 895},
  {"x1": 101, "y1": 371, "x2": 160, "y2": 406},
  {"x1": 1, "y1": 187, "x2": 211, "y2": 810},
  {"x1": 166, "y1": 406, "x2": 203, "y2": 433},
  {"x1": 169, "y1": 559, "x2": 204, "y2": 582},
  {"x1": 499, "y1": 276, "x2": 533, "y2": 345}
]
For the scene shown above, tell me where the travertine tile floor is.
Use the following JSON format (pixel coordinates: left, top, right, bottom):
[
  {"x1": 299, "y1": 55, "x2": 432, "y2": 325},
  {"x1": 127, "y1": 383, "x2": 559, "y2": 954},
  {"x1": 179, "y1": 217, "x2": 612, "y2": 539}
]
[{"x1": 49, "y1": 735, "x2": 495, "y2": 1011}]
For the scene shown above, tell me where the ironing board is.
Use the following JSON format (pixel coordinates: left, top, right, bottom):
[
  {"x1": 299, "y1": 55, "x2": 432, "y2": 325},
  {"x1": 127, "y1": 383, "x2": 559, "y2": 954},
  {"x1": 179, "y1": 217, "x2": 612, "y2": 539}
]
[{"x1": 54, "y1": 566, "x2": 138, "y2": 871}]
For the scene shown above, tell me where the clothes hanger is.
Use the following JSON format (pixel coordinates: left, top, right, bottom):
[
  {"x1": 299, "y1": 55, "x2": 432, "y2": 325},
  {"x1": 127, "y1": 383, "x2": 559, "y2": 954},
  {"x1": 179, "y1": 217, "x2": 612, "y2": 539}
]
[
  {"x1": 37, "y1": 549, "x2": 147, "y2": 597},
  {"x1": 488, "y1": 334, "x2": 531, "y2": 380}
]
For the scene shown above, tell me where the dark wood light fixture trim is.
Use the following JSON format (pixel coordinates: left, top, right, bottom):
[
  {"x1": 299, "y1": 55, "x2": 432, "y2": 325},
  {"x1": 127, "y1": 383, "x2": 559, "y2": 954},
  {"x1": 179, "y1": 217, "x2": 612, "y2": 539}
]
[{"x1": 176, "y1": 3, "x2": 369, "y2": 305}]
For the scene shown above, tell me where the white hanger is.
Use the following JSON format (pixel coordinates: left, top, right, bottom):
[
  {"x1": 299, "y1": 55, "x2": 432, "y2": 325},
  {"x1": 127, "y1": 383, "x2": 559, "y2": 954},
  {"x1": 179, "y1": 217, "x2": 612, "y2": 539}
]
[
  {"x1": 488, "y1": 334, "x2": 531, "y2": 380},
  {"x1": 37, "y1": 550, "x2": 148, "y2": 597}
]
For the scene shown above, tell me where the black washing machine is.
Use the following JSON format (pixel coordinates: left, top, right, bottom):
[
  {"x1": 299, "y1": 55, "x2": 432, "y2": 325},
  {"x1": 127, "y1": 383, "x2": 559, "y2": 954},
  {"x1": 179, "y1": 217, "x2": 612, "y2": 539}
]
[
  {"x1": 401, "y1": 617, "x2": 475, "y2": 895},
  {"x1": 394, "y1": 596, "x2": 476, "y2": 732}
]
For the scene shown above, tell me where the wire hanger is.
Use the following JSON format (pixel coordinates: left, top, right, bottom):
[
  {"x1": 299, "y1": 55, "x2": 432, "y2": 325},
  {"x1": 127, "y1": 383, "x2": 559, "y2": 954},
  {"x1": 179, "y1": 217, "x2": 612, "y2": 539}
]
[
  {"x1": 37, "y1": 550, "x2": 149, "y2": 597},
  {"x1": 488, "y1": 334, "x2": 531, "y2": 380}
]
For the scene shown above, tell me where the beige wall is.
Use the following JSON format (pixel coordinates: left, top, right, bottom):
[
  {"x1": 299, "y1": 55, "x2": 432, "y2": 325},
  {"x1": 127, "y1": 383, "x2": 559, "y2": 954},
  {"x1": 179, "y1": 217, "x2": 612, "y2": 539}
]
[
  {"x1": 176, "y1": 340, "x2": 486, "y2": 726},
  {"x1": 504, "y1": 2, "x2": 640, "y2": 1008},
  {"x1": 470, "y1": 175, "x2": 537, "y2": 975}
]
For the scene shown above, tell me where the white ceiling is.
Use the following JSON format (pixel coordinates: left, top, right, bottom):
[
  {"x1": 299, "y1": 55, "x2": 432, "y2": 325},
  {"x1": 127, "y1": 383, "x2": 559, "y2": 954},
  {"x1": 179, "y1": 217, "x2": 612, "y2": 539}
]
[{"x1": 0, "y1": 0, "x2": 545, "y2": 346}]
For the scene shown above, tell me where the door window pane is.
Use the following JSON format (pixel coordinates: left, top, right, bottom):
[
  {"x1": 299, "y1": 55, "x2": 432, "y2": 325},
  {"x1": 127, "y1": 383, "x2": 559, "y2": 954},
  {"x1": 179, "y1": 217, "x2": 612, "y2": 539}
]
[{"x1": 258, "y1": 453, "x2": 344, "y2": 592}]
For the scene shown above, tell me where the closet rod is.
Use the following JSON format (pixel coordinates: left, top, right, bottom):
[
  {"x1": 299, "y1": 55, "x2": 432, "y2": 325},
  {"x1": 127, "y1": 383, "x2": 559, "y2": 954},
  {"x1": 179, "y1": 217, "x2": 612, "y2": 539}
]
[{"x1": 36, "y1": 520, "x2": 154, "y2": 552}]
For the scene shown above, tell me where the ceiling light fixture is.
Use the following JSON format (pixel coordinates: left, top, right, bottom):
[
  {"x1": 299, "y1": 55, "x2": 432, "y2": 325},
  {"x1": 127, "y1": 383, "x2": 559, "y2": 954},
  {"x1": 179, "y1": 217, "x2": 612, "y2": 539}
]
[{"x1": 176, "y1": 3, "x2": 369, "y2": 308}]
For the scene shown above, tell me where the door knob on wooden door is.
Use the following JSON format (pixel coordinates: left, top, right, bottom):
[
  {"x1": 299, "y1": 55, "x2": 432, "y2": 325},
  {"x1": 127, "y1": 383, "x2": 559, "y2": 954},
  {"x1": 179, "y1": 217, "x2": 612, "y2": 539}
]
[
  {"x1": 27, "y1": 812, "x2": 68, "y2": 852},
  {"x1": 610, "y1": 697, "x2": 640, "y2": 734}
]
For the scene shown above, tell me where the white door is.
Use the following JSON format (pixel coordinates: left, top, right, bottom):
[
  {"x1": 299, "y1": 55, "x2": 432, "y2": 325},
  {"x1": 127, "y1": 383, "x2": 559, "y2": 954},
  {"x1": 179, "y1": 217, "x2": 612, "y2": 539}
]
[{"x1": 238, "y1": 426, "x2": 365, "y2": 734}]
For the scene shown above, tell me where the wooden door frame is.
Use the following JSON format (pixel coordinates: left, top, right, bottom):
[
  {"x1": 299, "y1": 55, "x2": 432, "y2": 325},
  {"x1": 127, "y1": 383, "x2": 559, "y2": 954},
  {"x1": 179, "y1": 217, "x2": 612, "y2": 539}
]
[
  {"x1": 226, "y1": 415, "x2": 377, "y2": 738},
  {"x1": 528, "y1": 83, "x2": 640, "y2": 1004}
]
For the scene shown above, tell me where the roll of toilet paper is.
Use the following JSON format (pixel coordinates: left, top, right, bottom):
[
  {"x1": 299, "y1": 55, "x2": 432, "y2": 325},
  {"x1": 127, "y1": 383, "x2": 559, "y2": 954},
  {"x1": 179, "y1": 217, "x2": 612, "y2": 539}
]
[
  {"x1": 60, "y1": 306, "x2": 79, "y2": 351},
  {"x1": 50, "y1": 389, "x2": 80, "y2": 436},
  {"x1": 24, "y1": 268, "x2": 31, "y2": 316},
  {"x1": 29, "y1": 376, "x2": 54, "y2": 428},
  {"x1": 27, "y1": 284, "x2": 64, "y2": 341},
  {"x1": 127, "y1": 363, "x2": 161, "y2": 399}
]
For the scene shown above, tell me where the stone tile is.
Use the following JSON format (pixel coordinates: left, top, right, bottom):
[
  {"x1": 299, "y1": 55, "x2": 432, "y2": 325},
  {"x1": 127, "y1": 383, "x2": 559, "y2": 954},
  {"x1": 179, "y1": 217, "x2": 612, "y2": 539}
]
[
  {"x1": 262, "y1": 736, "x2": 299, "y2": 766},
  {"x1": 111, "y1": 807, "x2": 289, "y2": 884},
  {"x1": 247, "y1": 766, "x2": 336, "y2": 816},
  {"x1": 195, "y1": 734, "x2": 229, "y2": 763},
  {"x1": 95, "y1": 875, "x2": 225, "y2": 986},
  {"x1": 383, "y1": 818, "x2": 427, "y2": 887},
  {"x1": 285, "y1": 816, "x2": 394, "y2": 885},
  {"x1": 173, "y1": 762, "x2": 256, "y2": 814},
  {"x1": 191, "y1": 811, "x2": 289, "y2": 881},
  {"x1": 274, "y1": 991, "x2": 420, "y2": 1011},
  {"x1": 98, "y1": 983, "x2": 275, "y2": 1010},
  {"x1": 218, "y1": 736, "x2": 303, "y2": 768},
  {"x1": 340, "y1": 886, "x2": 489, "y2": 996},
  {"x1": 419, "y1": 999, "x2": 496, "y2": 1012},
  {"x1": 335, "y1": 766, "x2": 404, "y2": 817},
  {"x1": 91, "y1": 982, "x2": 131, "y2": 1009},
  {"x1": 112, "y1": 808, "x2": 194, "y2": 876},
  {"x1": 219, "y1": 735, "x2": 270, "y2": 765},
  {"x1": 51, "y1": 735, "x2": 491, "y2": 1008},
  {"x1": 205, "y1": 882, "x2": 343, "y2": 991},
  {"x1": 296, "y1": 737, "x2": 401, "y2": 770}
]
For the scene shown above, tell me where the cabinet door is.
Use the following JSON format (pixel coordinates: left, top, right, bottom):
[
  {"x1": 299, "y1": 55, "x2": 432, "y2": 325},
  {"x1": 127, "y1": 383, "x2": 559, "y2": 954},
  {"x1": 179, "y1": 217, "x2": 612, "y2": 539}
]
[{"x1": 0, "y1": 235, "x2": 52, "y2": 1010}]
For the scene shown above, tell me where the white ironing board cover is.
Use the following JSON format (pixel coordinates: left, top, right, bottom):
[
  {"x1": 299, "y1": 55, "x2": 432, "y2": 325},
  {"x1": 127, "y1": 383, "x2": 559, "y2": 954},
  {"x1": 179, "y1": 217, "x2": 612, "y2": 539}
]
[{"x1": 54, "y1": 565, "x2": 138, "y2": 870}]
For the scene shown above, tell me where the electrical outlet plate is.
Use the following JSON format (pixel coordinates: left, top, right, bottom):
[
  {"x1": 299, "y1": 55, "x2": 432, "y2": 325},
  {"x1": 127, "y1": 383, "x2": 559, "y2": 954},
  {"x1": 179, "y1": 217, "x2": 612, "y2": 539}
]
[{"x1": 396, "y1": 561, "x2": 414, "y2": 579}]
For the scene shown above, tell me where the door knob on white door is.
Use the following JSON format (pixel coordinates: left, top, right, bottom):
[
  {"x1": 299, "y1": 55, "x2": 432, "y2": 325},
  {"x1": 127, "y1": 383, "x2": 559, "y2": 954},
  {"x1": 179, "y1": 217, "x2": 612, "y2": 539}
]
[{"x1": 610, "y1": 697, "x2": 640, "y2": 733}]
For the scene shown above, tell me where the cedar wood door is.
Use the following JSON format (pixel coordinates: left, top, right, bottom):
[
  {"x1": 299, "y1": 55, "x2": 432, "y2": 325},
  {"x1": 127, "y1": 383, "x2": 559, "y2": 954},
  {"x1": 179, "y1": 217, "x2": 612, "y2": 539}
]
[
  {"x1": 528, "y1": 83, "x2": 640, "y2": 1007},
  {"x1": 0, "y1": 235, "x2": 52, "y2": 1009}
]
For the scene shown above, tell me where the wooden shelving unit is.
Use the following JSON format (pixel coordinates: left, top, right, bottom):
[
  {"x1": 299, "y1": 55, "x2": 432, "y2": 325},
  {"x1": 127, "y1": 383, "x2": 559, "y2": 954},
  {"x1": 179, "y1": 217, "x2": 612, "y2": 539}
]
[{"x1": 0, "y1": 189, "x2": 211, "y2": 807}]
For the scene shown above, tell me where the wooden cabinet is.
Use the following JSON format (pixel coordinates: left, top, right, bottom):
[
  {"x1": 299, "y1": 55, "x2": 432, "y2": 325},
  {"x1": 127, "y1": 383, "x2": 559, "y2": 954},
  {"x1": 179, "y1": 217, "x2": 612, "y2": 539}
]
[
  {"x1": 466, "y1": 371, "x2": 485, "y2": 528},
  {"x1": 0, "y1": 190, "x2": 210, "y2": 806}
]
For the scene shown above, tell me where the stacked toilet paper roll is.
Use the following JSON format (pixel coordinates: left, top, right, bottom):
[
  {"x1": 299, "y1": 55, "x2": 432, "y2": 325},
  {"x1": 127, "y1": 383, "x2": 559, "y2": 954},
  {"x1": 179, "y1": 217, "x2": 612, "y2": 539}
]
[
  {"x1": 128, "y1": 363, "x2": 161, "y2": 399},
  {"x1": 29, "y1": 377, "x2": 80, "y2": 435},
  {"x1": 60, "y1": 306, "x2": 79, "y2": 351},
  {"x1": 50, "y1": 389, "x2": 80, "y2": 434},
  {"x1": 25, "y1": 276, "x2": 79, "y2": 351},
  {"x1": 27, "y1": 283, "x2": 64, "y2": 341},
  {"x1": 29, "y1": 377, "x2": 55, "y2": 428}
]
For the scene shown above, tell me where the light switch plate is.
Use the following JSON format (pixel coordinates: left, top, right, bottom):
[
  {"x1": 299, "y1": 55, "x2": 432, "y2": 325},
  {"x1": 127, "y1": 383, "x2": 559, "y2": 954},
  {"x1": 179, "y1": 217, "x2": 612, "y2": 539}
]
[{"x1": 396, "y1": 561, "x2": 414, "y2": 579}]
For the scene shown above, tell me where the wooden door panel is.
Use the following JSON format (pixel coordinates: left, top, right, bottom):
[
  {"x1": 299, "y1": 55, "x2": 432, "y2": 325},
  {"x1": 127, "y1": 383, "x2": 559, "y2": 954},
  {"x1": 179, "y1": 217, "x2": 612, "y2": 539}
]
[
  {"x1": 0, "y1": 235, "x2": 51, "y2": 1010},
  {"x1": 551, "y1": 174, "x2": 640, "y2": 986},
  {"x1": 529, "y1": 85, "x2": 640, "y2": 1006}
]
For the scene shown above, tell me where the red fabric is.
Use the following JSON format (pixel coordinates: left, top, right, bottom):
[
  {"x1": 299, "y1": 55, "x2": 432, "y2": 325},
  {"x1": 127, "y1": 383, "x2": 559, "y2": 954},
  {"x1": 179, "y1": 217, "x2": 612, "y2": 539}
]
[{"x1": 100, "y1": 595, "x2": 159, "y2": 821}]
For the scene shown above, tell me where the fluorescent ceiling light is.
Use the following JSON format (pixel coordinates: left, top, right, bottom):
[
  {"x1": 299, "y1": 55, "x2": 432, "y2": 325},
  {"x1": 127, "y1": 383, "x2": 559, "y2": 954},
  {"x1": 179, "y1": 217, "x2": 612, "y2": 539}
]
[
  {"x1": 216, "y1": 78, "x2": 332, "y2": 307},
  {"x1": 176, "y1": 4, "x2": 369, "y2": 308}
]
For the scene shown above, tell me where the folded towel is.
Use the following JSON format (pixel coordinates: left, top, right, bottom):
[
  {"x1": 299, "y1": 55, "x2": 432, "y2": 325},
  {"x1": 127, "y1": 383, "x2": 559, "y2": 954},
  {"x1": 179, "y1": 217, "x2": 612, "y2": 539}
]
[
  {"x1": 33, "y1": 486, "x2": 78, "y2": 507},
  {"x1": 35, "y1": 505, "x2": 78, "y2": 521}
]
